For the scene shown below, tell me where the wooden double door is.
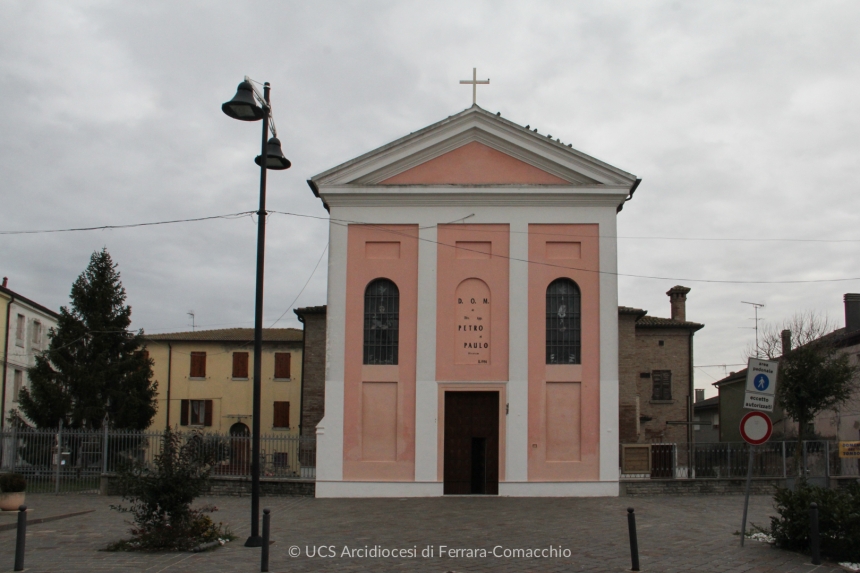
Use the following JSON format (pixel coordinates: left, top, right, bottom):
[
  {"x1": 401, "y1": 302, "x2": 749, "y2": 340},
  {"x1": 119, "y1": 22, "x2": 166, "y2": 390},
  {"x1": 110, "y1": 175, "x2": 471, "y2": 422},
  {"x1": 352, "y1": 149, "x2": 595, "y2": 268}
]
[{"x1": 443, "y1": 391, "x2": 499, "y2": 495}]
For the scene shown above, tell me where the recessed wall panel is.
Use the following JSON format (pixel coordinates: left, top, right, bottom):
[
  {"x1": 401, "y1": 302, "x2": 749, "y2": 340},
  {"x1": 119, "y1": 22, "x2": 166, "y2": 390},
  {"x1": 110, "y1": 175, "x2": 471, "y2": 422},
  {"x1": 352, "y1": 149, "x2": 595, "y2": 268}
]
[
  {"x1": 362, "y1": 382, "x2": 398, "y2": 461},
  {"x1": 545, "y1": 382, "x2": 581, "y2": 461}
]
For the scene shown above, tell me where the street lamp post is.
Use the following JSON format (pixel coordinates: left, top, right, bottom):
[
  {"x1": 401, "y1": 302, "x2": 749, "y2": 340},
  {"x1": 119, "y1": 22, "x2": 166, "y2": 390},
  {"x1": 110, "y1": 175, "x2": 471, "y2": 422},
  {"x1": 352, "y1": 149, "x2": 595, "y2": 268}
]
[{"x1": 222, "y1": 78, "x2": 290, "y2": 547}]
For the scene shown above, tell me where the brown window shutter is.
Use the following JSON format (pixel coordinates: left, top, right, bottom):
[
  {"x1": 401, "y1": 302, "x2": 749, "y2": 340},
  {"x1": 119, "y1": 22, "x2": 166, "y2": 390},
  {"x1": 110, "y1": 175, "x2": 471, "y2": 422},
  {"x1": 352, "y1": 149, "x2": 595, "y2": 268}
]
[
  {"x1": 273, "y1": 401, "x2": 290, "y2": 428},
  {"x1": 204, "y1": 400, "x2": 213, "y2": 426},
  {"x1": 274, "y1": 353, "x2": 291, "y2": 379},
  {"x1": 651, "y1": 370, "x2": 672, "y2": 401},
  {"x1": 180, "y1": 399, "x2": 189, "y2": 426},
  {"x1": 190, "y1": 352, "x2": 206, "y2": 378},
  {"x1": 233, "y1": 352, "x2": 249, "y2": 378}
]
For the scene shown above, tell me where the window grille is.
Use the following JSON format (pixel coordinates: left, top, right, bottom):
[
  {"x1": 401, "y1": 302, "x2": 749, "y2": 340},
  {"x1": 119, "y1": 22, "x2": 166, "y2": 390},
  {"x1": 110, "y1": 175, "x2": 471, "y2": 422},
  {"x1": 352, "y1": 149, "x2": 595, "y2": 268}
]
[
  {"x1": 363, "y1": 278, "x2": 399, "y2": 365},
  {"x1": 546, "y1": 278, "x2": 581, "y2": 364}
]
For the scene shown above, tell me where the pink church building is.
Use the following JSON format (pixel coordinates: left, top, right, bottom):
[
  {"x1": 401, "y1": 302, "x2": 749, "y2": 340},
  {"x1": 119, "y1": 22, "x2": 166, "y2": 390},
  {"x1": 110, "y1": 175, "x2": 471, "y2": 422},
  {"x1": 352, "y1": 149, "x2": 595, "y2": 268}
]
[{"x1": 308, "y1": 105, "x2": 640, "y2": 496}]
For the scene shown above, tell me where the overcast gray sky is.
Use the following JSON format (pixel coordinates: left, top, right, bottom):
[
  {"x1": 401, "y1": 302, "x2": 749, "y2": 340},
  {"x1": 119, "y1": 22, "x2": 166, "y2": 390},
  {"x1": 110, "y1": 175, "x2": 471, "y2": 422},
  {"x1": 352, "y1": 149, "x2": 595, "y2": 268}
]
[{"x1": 2, "y1": 1, "x2": 859, "y2": 397}]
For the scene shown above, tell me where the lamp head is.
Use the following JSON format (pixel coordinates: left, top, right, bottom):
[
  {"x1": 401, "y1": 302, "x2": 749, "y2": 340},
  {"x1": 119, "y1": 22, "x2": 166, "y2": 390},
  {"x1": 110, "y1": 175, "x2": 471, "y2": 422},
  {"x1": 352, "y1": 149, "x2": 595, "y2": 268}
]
[
  {"x1": 255, "y1": 137, "x2": 291, "y2": 170},
  {"x1": 222, "y1": 80, "x2": 264, "y2": 121}
]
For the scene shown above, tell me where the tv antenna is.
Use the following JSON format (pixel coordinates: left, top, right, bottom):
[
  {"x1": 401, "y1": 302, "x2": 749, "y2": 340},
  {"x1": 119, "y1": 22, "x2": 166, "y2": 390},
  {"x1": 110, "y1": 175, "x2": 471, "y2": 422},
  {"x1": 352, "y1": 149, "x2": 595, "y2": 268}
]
[
  {"x1": 187, "y1": 311, "x2": 196, "y2": 332},
  {"x1": 741, "y1": 301, "x2": 764, "y2": 357}
]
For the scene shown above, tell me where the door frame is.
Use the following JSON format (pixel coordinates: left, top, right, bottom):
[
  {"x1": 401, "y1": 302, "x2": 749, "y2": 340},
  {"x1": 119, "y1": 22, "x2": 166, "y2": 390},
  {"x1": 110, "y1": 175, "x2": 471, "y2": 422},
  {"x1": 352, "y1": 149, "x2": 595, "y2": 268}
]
[{"x1": 437, "y1": 383, "x2": 507, "y2": 484}]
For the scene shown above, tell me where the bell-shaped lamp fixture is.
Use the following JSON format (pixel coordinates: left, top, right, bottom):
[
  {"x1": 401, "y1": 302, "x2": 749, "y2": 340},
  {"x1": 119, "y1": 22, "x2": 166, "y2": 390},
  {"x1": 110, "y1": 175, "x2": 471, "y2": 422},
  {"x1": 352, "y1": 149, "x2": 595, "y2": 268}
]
[
  {"x1": 255, "y1": 137, "x2": 291, "y2": 170},
  {"x1": 222, "y1": 80, "x2": 264, "y2": 121}
]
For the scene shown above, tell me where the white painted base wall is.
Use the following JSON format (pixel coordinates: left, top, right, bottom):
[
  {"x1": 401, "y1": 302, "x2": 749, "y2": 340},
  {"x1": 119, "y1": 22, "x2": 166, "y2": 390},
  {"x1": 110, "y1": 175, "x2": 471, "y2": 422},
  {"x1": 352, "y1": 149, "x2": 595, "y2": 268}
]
[
  {"x1": 315, "y1": 481, "x2": 445, "y2": 498},
  {"x1": 315, "y1": 481, "x2": 619, "y2": 498},
  {"x1": 499, "y1": 481, "x2": 619, "y2": 497}
]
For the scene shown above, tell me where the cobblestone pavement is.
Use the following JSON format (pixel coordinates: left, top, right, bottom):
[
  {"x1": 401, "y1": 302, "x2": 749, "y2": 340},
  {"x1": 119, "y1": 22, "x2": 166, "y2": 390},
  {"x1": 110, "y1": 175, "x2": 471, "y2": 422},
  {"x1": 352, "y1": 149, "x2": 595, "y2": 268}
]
[{"x1": 0, "y1": 493, "x2": 848, "y2": 572}]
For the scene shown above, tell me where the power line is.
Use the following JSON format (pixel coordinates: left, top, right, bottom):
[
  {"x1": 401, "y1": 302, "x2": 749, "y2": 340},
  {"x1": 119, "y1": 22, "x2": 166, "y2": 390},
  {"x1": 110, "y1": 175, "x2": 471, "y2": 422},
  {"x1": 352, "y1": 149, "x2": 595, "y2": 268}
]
[
  {"x1": 269, "y1": 242, "x2": 329, "y2": 328},
  {"x1": 5, "y1": 209, "x2": 859, "y2": 283},
  {"x1": 0, "y1": 211, "x2": 255, "y2": 235},
  {"x1": 5, "y1": 208, "x2": 860, "y2": 244},
  {"x1": 278, "y1": 213, "x2": 860, "y2": 285},
  {"x1": 267, "y1": 210, "x2": 860, "y2": 243},
  {"x1": 142, "y1": 243, "x2": 329, "y2": 357}
]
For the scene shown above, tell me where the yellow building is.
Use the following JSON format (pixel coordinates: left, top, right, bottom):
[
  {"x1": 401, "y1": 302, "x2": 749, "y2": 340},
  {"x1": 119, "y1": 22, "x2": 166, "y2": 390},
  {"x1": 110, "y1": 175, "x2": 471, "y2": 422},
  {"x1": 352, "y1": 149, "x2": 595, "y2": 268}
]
[{"x1": 144, "y1": 328, "x2": 303, "y2": 436}]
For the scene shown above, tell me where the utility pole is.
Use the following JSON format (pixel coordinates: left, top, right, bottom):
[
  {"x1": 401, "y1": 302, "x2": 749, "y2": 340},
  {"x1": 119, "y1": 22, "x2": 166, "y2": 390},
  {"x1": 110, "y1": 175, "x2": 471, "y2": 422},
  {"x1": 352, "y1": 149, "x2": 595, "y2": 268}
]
[{"x1": 741, "y1": 301, "x2": 764, "y2": 357}]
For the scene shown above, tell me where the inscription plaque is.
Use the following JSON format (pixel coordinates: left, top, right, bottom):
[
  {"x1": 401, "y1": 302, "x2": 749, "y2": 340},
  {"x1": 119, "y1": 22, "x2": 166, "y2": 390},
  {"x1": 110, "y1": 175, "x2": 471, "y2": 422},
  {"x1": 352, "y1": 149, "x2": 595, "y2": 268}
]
[{"x1": 455, "y1": 278, "x2": 490, "y2": 365}]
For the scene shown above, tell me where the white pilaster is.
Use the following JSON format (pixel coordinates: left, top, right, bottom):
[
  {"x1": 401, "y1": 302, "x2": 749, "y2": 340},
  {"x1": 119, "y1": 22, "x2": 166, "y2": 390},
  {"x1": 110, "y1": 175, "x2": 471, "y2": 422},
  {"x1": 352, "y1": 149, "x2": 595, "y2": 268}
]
[
  {"x1": 414, "y1": 224, "x2": 438, "y2": 481},
  {"x1": 506, "y1": 220, "x2": 529, "y2": 482},
  {"x1": 598, "y1": 211, "x2": 620, "y2": 482},
  {"x1": 316, "y1": 214, "x2": 347, "y2": 482}
]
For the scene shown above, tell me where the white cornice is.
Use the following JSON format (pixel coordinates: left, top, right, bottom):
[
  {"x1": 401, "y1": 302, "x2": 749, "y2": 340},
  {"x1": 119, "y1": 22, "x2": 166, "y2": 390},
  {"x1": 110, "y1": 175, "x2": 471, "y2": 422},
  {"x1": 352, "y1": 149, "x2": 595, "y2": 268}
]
[{"x1": 321, "y1": 190, "x2": 629, "y2": 209}]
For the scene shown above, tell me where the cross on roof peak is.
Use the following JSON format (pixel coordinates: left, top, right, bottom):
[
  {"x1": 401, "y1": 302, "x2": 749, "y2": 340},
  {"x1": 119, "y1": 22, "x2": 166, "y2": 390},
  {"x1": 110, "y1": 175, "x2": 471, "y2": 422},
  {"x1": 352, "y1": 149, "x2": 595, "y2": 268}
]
[{"x1": 459, "y1": 68, "x2": 489, "y2": 105}]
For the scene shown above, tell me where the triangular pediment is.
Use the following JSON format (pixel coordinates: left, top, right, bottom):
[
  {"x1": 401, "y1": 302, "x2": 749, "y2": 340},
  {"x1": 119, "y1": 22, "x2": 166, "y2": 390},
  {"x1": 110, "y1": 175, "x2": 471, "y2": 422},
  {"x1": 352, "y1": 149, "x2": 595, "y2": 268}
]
[
  {"x1": 379, "y1": 141, "x2": 568, "y2": 185},
  {"x1": 311, "y1": 105, "x2": 637, "y2": 188}
]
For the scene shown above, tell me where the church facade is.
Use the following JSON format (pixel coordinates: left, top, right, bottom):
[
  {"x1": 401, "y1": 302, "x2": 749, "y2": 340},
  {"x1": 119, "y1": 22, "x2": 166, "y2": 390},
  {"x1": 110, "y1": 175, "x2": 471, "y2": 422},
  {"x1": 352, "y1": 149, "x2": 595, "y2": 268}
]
[{"x1": 308, "y1": 105, "x2": 639, "y2": 496}]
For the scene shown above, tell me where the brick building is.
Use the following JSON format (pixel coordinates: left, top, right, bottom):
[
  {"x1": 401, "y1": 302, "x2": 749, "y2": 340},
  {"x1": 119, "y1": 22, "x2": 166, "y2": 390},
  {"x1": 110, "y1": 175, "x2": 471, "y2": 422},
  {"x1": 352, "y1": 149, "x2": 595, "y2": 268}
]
[
  {"x1": 618, "y1": 286, "x2": 704, "y2": 446},
  {"x1": 294, "y1": 306, "x2": 327, "y2": 439}
]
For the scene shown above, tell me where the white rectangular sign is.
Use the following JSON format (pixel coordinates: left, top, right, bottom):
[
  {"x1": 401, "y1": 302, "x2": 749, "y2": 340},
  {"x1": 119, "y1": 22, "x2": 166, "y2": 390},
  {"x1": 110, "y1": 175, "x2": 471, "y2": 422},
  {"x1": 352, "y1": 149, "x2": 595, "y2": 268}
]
[
  {"x1": 743, "y1": 392, "x2": 775, "y2": 411},
  {"x1": 744, "y1": 358, "x2": 779, "y2": 412}
]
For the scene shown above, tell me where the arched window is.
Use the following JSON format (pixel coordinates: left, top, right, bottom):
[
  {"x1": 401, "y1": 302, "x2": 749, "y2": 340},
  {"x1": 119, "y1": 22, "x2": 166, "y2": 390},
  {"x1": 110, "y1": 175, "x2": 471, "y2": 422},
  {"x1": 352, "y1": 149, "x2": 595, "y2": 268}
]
[
  {"x1": 546, "y1": 278, "x2": 581, "y2": 364},
  {"x1": 363, "y1": 278, "x2": 399, "y2": 365}
]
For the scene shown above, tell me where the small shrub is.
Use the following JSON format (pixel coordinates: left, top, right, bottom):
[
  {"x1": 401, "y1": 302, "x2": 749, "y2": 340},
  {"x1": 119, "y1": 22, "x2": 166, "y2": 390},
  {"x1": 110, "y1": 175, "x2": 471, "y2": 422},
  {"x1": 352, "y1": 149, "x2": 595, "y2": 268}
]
[
  {"x1": 108, "y1": 428, "x2": 234, "y2": 551},
  {"x1": 769, "y1": 480, "x2": 860, "y2": 562},
  {"x1": 0, "y1": 473, "x2": 27, "y2": 493}
]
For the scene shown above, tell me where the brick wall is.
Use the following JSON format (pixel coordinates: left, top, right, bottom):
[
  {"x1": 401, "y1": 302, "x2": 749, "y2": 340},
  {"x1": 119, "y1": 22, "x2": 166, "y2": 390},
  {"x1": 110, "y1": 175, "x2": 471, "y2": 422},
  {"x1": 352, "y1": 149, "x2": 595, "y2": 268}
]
[
  {"x1": 297, "y1": 310, "x2": 326, "y2": 439},
  {"x1": 618, "y1": 314, "x2": 641, "y2": 443},
  {"x1": 621, "y1": 478, "x2": 783, "y2": 496},
  {"x1": 634, "y1": 329, "x2": 691, "y2": 445},
  {"x1": 101, "y1": 474, "x2": 315, "y2": 497},
  {"x1": 618, "y1": 290, "x2": 702, "y2": 455}
]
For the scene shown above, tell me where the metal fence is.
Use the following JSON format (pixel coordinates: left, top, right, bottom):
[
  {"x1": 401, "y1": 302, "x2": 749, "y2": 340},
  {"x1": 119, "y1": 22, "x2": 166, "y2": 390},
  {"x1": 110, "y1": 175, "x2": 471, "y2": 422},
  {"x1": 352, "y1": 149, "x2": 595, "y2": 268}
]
[
  {"x1": 621, "y1": 440, "x2": 860, "y2": 481},
  {"x1": 0, "y1": 427, "x2": 316, "y2": 494}
]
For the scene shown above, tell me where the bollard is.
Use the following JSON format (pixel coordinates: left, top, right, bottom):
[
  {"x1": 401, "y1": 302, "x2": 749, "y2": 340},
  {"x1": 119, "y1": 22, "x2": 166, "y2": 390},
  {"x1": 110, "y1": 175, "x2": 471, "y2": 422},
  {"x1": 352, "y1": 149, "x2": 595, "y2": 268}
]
[
  {"x1": 261, "y1": 508, "x2": 271, "y2": 572},
  {"x1": 809, "y1": 502, "x2": 820, "y2": 565},
  {"x1": 14, "y1": 505, "x2": 27, "y2": 572},
  {"x1": 627, "y1": 507, "x2": 640, "y2": 572}
]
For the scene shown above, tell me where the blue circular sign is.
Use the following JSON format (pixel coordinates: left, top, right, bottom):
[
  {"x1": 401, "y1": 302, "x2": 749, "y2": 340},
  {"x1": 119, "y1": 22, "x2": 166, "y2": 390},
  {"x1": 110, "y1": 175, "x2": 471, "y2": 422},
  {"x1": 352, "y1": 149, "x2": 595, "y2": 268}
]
[{"x1": 754, "y1": 373, "x2": 770, "y2": 391}]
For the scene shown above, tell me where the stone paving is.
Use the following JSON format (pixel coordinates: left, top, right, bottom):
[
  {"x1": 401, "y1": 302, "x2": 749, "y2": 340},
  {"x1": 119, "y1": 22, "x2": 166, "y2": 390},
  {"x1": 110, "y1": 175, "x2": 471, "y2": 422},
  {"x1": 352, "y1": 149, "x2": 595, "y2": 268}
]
[{"x1": 0, "y1": 493, "x2": 848, "y2": 572}]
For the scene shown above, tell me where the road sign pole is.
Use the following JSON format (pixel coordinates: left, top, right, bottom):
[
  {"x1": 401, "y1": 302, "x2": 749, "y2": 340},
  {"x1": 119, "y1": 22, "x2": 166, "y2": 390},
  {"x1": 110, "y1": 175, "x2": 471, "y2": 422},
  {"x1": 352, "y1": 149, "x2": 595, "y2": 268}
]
[{"x1": 740, "y1": 445, "x2": 754, "y2": 547}]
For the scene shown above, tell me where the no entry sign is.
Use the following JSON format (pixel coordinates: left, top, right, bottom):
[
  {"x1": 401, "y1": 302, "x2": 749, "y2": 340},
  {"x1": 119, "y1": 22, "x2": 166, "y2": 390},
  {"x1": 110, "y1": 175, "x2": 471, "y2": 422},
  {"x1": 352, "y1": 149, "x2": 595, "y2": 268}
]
[{"x1": 739, "y1": 411, "x2": 773, "y2": 445}]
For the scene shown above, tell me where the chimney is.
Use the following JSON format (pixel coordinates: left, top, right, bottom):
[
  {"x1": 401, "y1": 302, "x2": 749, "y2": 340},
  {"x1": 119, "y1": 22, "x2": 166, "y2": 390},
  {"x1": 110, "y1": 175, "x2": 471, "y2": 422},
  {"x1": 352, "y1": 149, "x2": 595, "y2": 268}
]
[
  {"x1": 695, "y1": 389, "x2": 705, "y2": 403},
  {"x1": 781, "y1": 329, "x2": 792, "y2": 356},
  {"x1": 666, "y1": 285, "x2": 691, "y2": 322},
  {"x1": 846, "y1": 293, "x2": 860, "y2": 333},
  {"x1": 1, "y1": 277, "x2": 6, "y2": 288}
]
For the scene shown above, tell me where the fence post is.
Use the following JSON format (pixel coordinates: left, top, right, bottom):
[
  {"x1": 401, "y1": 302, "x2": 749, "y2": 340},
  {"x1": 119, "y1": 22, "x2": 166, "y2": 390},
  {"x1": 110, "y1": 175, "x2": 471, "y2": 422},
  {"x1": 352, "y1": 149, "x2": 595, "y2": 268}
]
[
  {"x1": 740, "y1": 445, "x2": 755, "y2": 547},
  {"x1": 782, "y1": 441, "x2": 786, "y2": 479},
  {"x1": 102, "y1": 424, "x2": 109, "y2": 475},
  {"x1": 802, "y1": 441, "x2": 808, "y2": 478},
  {"x1": 14, "y1": 505, "x2": 27, "y2": 571},
  {"x1": 727, "y1": 443, "x2": 731, "y2": 477},
  {"x1": 809, "y1": 502, "x2": 821, "y2": 565},
  {"x1": 627, "y1": 508, "x2": 640, "y2": 571},
  {"x1": 55, "y1": 419, "x2": 63, "y2": 495},
  {"x1": 261, "y1": 508, "x2": 271, "y2": 572}
]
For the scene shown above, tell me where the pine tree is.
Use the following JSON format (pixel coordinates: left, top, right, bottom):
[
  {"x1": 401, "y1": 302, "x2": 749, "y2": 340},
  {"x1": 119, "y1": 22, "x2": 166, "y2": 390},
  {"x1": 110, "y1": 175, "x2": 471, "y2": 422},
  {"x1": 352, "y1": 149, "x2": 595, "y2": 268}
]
[{"x1": 18, "y1": 248, "x2": 156, "y2": 429}]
